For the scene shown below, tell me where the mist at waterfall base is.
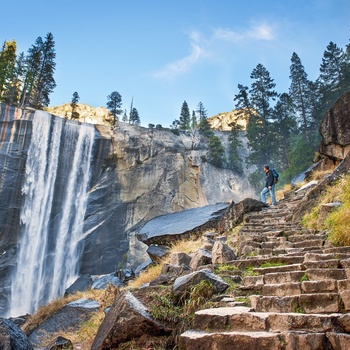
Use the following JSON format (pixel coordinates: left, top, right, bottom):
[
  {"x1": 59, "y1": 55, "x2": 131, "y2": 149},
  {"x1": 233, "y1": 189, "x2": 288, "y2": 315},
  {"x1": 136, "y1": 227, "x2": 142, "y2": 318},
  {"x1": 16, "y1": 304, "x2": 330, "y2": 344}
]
[{"x1": 8, "y1": 111, "x2": 95, "y2": 317}]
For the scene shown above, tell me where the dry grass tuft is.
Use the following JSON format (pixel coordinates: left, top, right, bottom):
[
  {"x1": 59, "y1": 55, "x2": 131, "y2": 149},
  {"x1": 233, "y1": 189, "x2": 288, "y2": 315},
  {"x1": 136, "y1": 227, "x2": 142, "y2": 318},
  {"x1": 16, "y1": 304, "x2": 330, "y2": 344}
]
[
  {"x1": 302, "y1": 176, "x2": 344, "y2": 230},
  {"x1": 127, "y1": 263, "x2": 164, "y2": 289},
  {"x1": 127, "y1": 237, "x2": 202, "y2": 289}
]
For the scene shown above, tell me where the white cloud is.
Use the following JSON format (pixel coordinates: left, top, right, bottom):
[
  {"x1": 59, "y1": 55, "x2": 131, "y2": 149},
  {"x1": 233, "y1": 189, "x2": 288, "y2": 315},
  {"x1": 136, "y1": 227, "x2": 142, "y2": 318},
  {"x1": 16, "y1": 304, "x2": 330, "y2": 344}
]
[
  {"x1": 153, "y1": 23, "x2": 276, "y2": 80},
  {"x1": 214, "y1": 23, "x2": 275, "y2": 42},
  {"x1": 153, "y1": 31, "x2": 207, "y2": 80},
  {"x1": 249, "y1": 24, "x2": 275, "y2": 40}
]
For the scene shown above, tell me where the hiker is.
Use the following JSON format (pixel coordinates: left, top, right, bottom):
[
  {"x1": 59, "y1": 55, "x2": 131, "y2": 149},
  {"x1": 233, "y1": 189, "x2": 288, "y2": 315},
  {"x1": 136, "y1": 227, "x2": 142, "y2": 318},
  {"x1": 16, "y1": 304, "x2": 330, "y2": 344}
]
[{"x1": 261, "y1": 165, "x2": 277, "y2": 206}]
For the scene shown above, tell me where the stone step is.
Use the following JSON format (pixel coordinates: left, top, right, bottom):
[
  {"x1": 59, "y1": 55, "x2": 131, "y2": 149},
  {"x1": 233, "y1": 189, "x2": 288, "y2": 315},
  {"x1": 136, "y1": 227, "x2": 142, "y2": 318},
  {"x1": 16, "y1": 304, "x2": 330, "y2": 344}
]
[
  {"x1": 226, "y1": 256, "x2": 305, "y2": 270},
  {"x1": 323, "y1": 246, "x2": 350, "y2": 255},
  {"x1": 287, "y1": 233, "x2": 326, "y2": 243},
  {"x1": 263, "y1": 271, "x2": 304, "y2": 284},
  {"x1": 250, "y1": 293, "x2": 341, "y2": 313},
  {"x1": 191, "y1": 307, "x2": 348, "y2": 333},
  {"x1": 306, "y1": 268, "x2": 348, "y2": 281},
  {"x1": 179, "y1": 329, "x2": 339, "y2": 350},
  {"x1": 301, "y1": 280, "x2": 338, "y2": 294},
  {"x1": 292, "y1": 239, "x2": 325, "y2": 249},
  {"x1": 253, "y1": 263, "x2": 304, "y2": 275},
  {"x1": 262, "y1": 282, "x2": 301, "y2": 297},
  {"x1": 304, "y1": 252, "x2": 350, "y2": 262},
  {"x1": 303, "y1": 259, "x2": 340, "y2": 269}
]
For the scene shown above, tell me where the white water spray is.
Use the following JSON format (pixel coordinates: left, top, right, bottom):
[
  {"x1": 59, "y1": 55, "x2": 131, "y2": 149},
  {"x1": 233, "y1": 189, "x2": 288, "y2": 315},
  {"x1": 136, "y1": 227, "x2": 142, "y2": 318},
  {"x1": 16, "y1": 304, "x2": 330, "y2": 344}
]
[{"x1": 9, "y1": 111, "x2": 95, "y2": 317}]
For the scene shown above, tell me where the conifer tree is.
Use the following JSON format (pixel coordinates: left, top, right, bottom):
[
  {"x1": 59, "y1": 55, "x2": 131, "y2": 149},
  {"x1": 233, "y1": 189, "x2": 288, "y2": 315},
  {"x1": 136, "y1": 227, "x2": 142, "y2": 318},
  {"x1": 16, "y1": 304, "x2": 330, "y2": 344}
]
[
  {"x1": 0, "y1": 40, "x2": 17, "y2": 101},
  {"x1": 70, "y1": 91, "x2": 80, "y2": 120},
  {"x1": 129, "y1": 107, "x2": 140, "y2": 125},
  {"x1": 207, "y1": 134, "x2": 226, "y2": 168},
  {"x1": 197, "y1": 102, "x2": 212, "y2": 137},
  {"x1": 191, "y1": 110, "x2": 197, "y2": 129},
  {"x1": 227, "y1": 121, "x2": 243, "y2": 174},
  {"x1": 20, "y1": 37, "x2": 43, "y2": 108},
  {"x1": 30, "y1": 32, "x2": 56, "y2": 108},
  {"x1": 271, "y1": 93, "x2": 297, "y2": 172},
  {"x1": 106, "y1": 91, "x2": 122, "y2": 125},
  {"x1": 247, "y1": 64, "x2": 278, "y2": 169},
  {"x1": 317, "y1": 41, "x2": 350, "y2": 114},
  {"x1": 179, "y1": 100, "x2": 191, "y2": 130},
  {"x1": 2, "y1": 51, "x2": 25, "y2": 106},
  {"x1": 289, "y1": 52, "x2": 312, "y2": 141}
]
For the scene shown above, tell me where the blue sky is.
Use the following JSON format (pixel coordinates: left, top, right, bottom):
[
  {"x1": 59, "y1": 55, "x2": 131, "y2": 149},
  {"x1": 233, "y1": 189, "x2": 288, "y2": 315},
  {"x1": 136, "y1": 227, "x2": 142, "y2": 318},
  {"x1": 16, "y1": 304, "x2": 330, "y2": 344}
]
[{"x1": 1, "y1": 0, "x2": 349, "y2": 127}]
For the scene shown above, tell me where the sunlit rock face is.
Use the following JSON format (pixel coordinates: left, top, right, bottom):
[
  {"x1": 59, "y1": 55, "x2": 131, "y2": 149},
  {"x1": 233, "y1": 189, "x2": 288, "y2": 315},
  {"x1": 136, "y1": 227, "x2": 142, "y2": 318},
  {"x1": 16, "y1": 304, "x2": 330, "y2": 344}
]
[{"x1": 0, "y1": 103, "x2": 255, "y2": 316}]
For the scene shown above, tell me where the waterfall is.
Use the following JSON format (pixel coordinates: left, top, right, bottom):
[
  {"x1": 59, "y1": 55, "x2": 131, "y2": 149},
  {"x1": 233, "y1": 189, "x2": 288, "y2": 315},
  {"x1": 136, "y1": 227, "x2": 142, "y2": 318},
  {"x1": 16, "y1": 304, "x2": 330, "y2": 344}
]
[{"x1": 9, "y1": 110, "x2": 95, "y2": 317}]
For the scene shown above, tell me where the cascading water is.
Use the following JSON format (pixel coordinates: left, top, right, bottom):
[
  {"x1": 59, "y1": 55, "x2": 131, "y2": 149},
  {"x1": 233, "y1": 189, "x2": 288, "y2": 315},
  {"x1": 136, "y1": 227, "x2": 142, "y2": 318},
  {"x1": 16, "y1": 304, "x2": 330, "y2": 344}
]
[{"x1": 9, "y1": 110, "x2": 95, "y2": 317}]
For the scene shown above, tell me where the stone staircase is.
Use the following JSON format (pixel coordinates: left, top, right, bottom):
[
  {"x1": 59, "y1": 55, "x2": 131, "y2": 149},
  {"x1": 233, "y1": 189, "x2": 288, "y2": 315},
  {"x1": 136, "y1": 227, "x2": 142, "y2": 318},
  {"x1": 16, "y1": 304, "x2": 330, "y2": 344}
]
[{"x1": 179, "y1": 191, "x2": 350, "y2": 349}]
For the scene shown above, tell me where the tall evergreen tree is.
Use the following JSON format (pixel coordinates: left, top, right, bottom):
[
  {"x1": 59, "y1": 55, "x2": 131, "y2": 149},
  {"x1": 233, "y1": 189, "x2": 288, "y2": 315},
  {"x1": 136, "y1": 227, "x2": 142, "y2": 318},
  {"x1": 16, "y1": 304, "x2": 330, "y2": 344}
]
[
  {"x1": 271, "y1": 93, "x2": 297, "y2": 172},
  {"x1": 233, "y1": 84, "x2": 255, "y2": 121},
  {"x1": 179, "y1": 100, "x2": 191, "y2": 130},
  {"x1": 106, "y1": 91, "x2": 122, "y2": 125},
  {"x1": 227, "y1": 121, "x2": 244, "y2": 174},
  {"x1": 191, "y1": 110, "x2": 197, "y2": 129},
  {"x1": 289, "y1": 52, "x2": 312, "y2": 141},
  {"x1": 197, "y1": 102, "x2": 212, "y2": 136},
  {"x1": 2, "y1": 51, "x2": 25, "y2": 105},
  {"x1": 207, "y1": 134, "x2": 226, "y2": 168},
  {"x1": 129, "y1": 107, "x2": 140, "y2": 125},
  {"x1": 30, "y1": 32, "x2": 56, "y2": 108},
  {"x1": 249, "y1": 63, "x2": 278, "y2": 124},
  {"x1": 247, "y1": 64, "x2": 278, "y2": 170},
  {"x1": 0, "y1": 40, "x2": 17, "y2": 101},
  {"x1": 19, "y1": 37, "x2": 43, "y2": 108},
  {"x1": 70, "y1": 91, "x2": 80, "y2": 120},
  {"x1": 317, "y1": 41, "x2": 350, "y2": 114}
]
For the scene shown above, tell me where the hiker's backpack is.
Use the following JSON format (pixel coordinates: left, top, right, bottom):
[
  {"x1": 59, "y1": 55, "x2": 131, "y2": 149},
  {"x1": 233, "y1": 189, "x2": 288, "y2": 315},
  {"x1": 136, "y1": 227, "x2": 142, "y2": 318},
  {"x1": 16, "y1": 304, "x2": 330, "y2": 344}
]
[{"x1": 272, "y1": 168, "x2": 279, "y2": 184}]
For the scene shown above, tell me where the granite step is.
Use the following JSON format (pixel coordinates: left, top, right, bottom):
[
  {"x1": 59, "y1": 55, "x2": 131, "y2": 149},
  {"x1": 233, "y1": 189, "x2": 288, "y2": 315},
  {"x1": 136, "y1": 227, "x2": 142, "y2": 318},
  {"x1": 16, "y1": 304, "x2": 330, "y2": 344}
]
[
  {"x1": 179, "y1": 307, "x2": 350, "y2": 349},
  {"x1": 249, "y1": 293, "x2": 341, "y2": 313},
  {"x1": 191, "y1": 307, "x2": 348, "y2": 333}
]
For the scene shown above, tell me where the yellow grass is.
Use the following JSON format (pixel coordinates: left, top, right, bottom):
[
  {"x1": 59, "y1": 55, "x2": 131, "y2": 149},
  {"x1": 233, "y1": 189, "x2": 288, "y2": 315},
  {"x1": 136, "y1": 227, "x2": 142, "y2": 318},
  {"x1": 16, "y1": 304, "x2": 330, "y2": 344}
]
[{"x1": 127, "y1": 237, "x2": 202, "y2": 289}]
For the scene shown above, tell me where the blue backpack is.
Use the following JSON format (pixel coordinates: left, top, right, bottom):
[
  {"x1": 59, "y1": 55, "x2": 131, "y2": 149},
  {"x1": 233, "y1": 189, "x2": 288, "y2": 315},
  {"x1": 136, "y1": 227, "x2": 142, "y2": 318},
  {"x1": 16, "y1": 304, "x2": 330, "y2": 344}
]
[{"x1": 272, "y1": 169, "x2": 279, "y2": 184}]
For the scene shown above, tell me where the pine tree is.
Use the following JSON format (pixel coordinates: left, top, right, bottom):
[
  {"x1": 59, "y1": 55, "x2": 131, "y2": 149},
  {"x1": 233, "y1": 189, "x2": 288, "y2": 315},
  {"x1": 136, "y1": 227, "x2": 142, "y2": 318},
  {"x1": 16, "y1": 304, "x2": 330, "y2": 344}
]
[
  {"x1": 191, "y1": 110, "x2": 197, "y2": 129},
  {"x1": 129, "y1": 107, "x2": 140, "y2": 125},
  {"x1": 20, "y1": 37, "x2": 43, "y2": 108},
  {"x1": 271, "y1": 93, "x2": 297, "y2": 172},
  {"x1": 247, "y1": 64, "x2": 278, "y2": 169},
  {"x1": 179, "y1": 100, "x2": 191, "y2": 130},
  {"x1": 0, "y1": 40, "x2": 17, "y2": 101},
  {"x1": 207, "y1": 134, "x2": 226, "y2": 168},
  {"x1": 197, "y1": 102, "x2": 212, "y2": 137},
  {"x1": 70, "y1": 91, "x2": 80, "y2": 120},
  {"x1": 318, "y1": 41, "x2": 350, "y2": 114},
  {"x1": 233, "y1": 84, "x2": 255, "y2": 121},
  {"x1": 289, "y1": 52, "x2": 312, "y2": 141},
  {"x1": 31, "y1": 32, "x2": 56, "y2": 108},
  {"x1": 106, "y1": 91, "x2": 122, "y2": 125},
  {"x1": 227, "y1": 120, "x2": 243, "y2": 174},
  {"x1": 2, "y1": 51, "x2": 25, "y2": 105}
]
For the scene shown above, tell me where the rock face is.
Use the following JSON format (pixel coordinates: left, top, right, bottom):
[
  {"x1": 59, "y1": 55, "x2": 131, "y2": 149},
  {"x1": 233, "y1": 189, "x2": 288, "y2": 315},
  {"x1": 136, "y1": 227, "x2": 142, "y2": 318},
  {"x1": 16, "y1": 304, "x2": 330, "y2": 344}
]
[
  {"x1": 136, "y1": 203, "x2": 230, "y2": 246},
  {"x1": 0, "y1": 103, "x2": 255, "y2": 316},
  {"x1": 319, "y1": 90, "x2": 350, "y2": 160},
  {"x1": 91, "y1": 291, "x2": 167, "y2": 350},
  {"x1": 0, "y1": 318, "x2": 33, "y2": 350}
]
